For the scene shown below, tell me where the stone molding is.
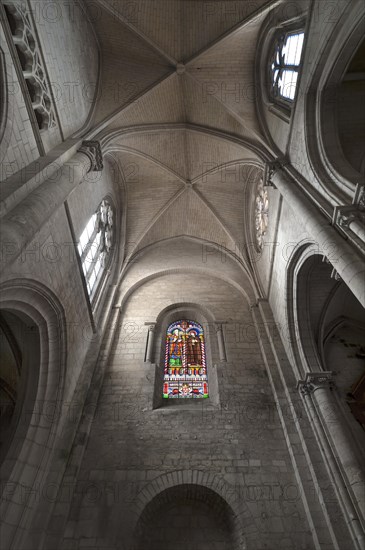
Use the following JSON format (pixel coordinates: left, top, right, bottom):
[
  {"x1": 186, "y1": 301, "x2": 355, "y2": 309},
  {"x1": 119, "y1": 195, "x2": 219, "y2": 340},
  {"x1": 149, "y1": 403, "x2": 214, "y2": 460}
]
[
  {"x1": 297, "y1": 371, "x2": 334, "y2": 396},
  {"x1": 332, "y1": 184, "x2": 365, "y2": 250},
  {"x1": 79, "y1": 140, "x2": 104, "y2": 172},
  {"x1": 78, "y1": 140, "x2": 104, "y2": 172}
]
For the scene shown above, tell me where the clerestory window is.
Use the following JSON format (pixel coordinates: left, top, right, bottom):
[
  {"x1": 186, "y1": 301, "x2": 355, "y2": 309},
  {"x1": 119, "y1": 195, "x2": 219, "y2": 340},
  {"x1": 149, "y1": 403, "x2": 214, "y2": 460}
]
[
  {"x1": 271, "y1": 31, "x2": 304, "y2": 101},
  {"x1": 77, "y1": 200, "x2": 113, "y2": 298}
]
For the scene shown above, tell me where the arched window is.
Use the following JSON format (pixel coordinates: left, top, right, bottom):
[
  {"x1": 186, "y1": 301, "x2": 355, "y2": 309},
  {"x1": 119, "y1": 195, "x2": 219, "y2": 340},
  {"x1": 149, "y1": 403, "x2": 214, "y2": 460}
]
[
  {"x1": 255, "y1": 178, "x2": 269, "y2": 251},
  {"x1": 271, "y1": 31, "x2": 304, "y2": 101},
  {"x1": 163, "y1": 320, "x2": 208, "y2": 399},
  {"x1": 0, "y1": 312, "x2": 21, "y2": 454},
  {"x1": 77, "y1": 199, "x2": 114, "y2": 298}
]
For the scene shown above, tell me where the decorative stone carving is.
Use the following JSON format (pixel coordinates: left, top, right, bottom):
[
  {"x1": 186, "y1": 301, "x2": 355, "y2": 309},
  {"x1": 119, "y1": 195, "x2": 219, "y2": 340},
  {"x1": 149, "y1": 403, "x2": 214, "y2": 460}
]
[
  {"x1": 4, "y1": 2, "x2": 56, "y2": 131},
  {"x1": 255, "y1": 179, "x2": 269, "y2": 250},
  {"x1": 334, "y1": 207, "x2": 365, "y2": 229},
  {"x1": 264, "y1": 160, "x2": 281, "y2": 187},
  {"x1": 338, "y1": 212, "x2": 356, "y2": 228},
  {"x1": 96, "y1": 200, "x2": 113, "y2": 265},
  {"x1": 214, "y1": 322, "x2": 223, "y2": 334},
  {"x1": 297, "y1": 372, "x2": 334, "y2": 396},
  {"x1": 78, "y1": 140, "x2": 104, "y2": 172},
  {"x1": 333, "y1": 184, "x2": 365, "y2": 248}
]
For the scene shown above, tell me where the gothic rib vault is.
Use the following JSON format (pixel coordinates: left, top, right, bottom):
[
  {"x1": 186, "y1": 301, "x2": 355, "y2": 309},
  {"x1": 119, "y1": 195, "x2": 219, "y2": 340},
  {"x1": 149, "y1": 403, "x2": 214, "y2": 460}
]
[
  {"x1": 1, "y1": 1, "x2": 365, "y2": 549},
  {"x1": 85, "y1": 0, "x2": 279, "y2": 276}
]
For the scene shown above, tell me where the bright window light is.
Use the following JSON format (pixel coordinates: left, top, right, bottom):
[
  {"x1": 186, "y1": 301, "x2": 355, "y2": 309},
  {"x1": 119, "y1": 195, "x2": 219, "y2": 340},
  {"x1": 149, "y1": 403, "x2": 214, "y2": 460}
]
[
  {"x1": 271, "y1": 31, "x2": 304, "y2": 102},
  {"x1": 77, "y1": 201, "x2": 113, "y2": 298}
]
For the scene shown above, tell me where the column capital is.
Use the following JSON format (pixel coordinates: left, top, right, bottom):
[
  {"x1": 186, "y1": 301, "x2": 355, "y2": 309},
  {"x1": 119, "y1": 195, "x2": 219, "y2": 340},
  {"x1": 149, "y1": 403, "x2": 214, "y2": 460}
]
[
  {"x1": 145, "y1": 322, "x2": 156, "y2": 332},
  {"x1": 78, "y1": 140, "x2": 104, "y2": 172},
  {"x1": 332, "y1": 183, "x2": 365, "y2": 248},
  {"x1": 264, "y1": 158, "x2": 287, "y2": 188},
  {"x1": 297, "y1": 372, "x2": 334, "y2": 396},
  {"x1": 333, "y1": 205, "x2": 364, "y2": 227}
]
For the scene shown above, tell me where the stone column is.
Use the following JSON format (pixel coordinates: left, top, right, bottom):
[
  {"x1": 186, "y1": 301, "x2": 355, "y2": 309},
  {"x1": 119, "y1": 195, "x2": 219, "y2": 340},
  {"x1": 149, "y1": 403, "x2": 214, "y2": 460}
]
[
  {"x1": 0, "y1": 141, "x2": 103, "y2": 268},
  {"x1": 215, "y1": 323, "x2": 227, "y2": 362},
  {"x1": 145, "y1": 323, "x2": 156, "y2": 363},
  {"x1": 270, "y1": 166, "x2": 365, "y2": 307},
  {"x1": 298, "y1": 372, "x2": 365, "y2": 528}
]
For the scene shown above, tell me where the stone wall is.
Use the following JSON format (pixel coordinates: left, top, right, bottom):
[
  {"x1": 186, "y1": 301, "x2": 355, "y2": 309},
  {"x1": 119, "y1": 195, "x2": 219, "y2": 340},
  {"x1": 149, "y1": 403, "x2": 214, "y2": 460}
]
[{"x1": 60, "y1": 270, "x2": 313, "y2": 550}]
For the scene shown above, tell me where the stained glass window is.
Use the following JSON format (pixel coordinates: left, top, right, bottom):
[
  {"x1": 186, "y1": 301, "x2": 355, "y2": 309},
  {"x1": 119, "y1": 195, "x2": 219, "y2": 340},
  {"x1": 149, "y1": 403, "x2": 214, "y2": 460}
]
[
  {"x1": 77, "y1": 200, "x2": 113, "y2": 297},
  {"x1": 163, "y1": 320, "x2": 209, "y2": 399},
  {"x1": 271, "y1": 31, "x2": 304, "y2": 101}
]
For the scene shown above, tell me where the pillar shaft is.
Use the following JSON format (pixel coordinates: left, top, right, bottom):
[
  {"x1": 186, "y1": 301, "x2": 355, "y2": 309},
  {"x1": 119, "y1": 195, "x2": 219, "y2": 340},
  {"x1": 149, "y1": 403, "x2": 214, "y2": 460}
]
[
  {"x1": 145, "y1": 324, "x2": 156, "y2": 363},
  {"x1": 348, "y1": 220, "x2": 365, "y2": 243},
  {"x1": 299, "y1": 373, "x2": 365, "y2": 530},
  {"x1": 313, "y1": 386, "x2": 365, "y2": 520},
  {"x1": 271, "y1": 167, "x2": 365, "y2": 306},
  {"x1": 215, "y1": 323, "x2": 227, "y2": 362},
  {"x1": 1, "y1": 141, "x2": 103, "y2": 269}
]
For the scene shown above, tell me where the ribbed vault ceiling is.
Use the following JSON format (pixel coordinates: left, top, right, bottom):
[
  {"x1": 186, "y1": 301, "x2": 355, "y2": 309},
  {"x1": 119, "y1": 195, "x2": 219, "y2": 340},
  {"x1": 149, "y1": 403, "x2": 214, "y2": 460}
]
[{"x1": 89, "y1": 0, "x2": 276, "y2": 272}]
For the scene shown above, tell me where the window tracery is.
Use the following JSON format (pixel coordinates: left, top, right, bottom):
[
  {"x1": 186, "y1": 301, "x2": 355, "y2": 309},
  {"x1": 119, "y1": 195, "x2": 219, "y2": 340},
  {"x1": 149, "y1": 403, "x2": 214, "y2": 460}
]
[
  {"x1": 4, "y1": 2, "x2": 56, "y2": 131},
  {"x1": 271, "y1": 31, "x2": 304, "y2": 101},
  {"x1": 77, "y1": 200, "x2": 114, "y2": 297},
  {"x1": 255, "y1": 180, "x2": 269, "y2": 250},
  {"x1": 163, "y1": 320, "x2": 208, "y2": 399}
]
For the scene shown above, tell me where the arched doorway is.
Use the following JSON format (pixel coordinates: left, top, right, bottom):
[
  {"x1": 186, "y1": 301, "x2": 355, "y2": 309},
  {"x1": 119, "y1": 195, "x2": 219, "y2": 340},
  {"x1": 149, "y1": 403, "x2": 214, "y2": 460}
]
[
  {"x1": 293, "y1": 252, "x2": 365, "y2": 433},
  {"x1": 0, "y1": 310, "x2": 40, "y2": 464},
  {"x1": 0, "y1": 280, "x2": 67, "y2": 550},
  {"x1": 133, "y1": 484, "x2": 241, "y2": 550}
]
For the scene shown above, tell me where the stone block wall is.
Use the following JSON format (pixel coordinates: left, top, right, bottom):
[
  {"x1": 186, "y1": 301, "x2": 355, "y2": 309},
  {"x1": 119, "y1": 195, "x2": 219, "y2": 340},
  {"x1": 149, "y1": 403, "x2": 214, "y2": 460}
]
[
  {"x1": 60, "y1": 271, "x2": 314, "y2": 550},
  {"x1": 0, "y1": 156, "x2": 119, "y2": 405}
]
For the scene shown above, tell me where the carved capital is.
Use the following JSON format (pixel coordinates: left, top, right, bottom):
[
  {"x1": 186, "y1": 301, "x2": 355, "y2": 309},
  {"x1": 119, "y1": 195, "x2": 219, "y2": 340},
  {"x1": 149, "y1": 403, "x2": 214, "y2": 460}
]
[
  {"x1": 264, "y1": 158, "x2": 287, "y2": 188},
  {"x1": 214, "y1": 323, "x2": 223, "y2": 334},
  {"x1": 333, "y1": 188, "x2": 365, "y2": 238},
  {"x1": 297, "y1": 372, "x2": 334, "y2": 396},
  {"x1": 145, "y1": 322, "x2": 156, "y2": 333},
  {"x1": 78, "y1": 140, "x2": 104, "y2": 172},
  {"x1": 338, "y1": 212, "x2": 356, "y2": 228}
]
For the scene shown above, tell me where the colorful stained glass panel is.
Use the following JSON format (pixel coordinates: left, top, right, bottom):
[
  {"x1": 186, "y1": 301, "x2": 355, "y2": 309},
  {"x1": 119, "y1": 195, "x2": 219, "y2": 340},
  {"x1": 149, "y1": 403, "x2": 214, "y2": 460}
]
[{"x1": 163, "y1": 320, "x2": 209, "y2": 399}]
